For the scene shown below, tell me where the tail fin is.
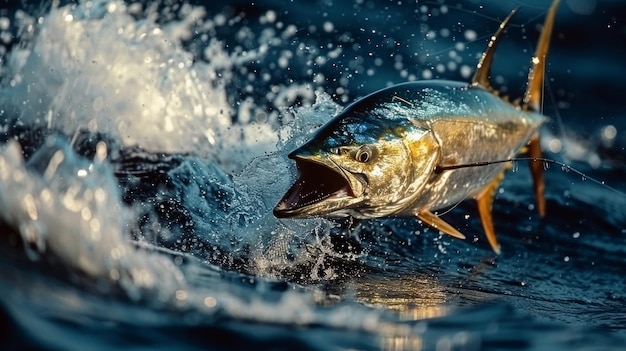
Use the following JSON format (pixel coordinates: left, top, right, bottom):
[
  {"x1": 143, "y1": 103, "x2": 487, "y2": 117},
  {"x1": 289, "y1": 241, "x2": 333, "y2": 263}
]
[
  {"x1": 523, "y1": 0, "x2": 560, "y2": 111},
  {"x1": 525, "y1": 0, "x2": 560, "y2": 219}
]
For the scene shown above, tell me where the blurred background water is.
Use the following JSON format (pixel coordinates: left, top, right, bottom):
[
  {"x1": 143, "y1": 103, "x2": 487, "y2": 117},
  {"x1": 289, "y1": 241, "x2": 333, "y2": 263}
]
[{"x1": 1, "y1": 0, "x2": 625, "y2": 350}]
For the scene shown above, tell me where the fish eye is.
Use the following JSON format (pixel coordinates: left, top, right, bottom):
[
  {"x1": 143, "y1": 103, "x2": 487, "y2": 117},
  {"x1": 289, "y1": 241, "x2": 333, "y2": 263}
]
[{"x1": 353, "y1": 144, "x2": 376, "y2": 163}]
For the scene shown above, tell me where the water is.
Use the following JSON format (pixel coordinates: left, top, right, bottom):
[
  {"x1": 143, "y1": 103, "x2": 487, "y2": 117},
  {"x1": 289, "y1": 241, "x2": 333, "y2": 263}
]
[{"x1": 1, "y1": 0, "x2": 626, "y2": 350}]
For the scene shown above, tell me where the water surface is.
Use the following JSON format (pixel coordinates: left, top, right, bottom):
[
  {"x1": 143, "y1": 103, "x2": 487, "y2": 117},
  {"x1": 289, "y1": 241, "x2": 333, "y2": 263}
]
[{"x1": 1, "y1": 0, "x2": 625, "y2": 350}]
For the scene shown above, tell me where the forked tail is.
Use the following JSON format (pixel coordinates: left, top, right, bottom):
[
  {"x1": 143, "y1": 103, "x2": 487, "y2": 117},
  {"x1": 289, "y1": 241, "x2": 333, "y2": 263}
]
[
  {"x1": 469, "y1": 0, "x2": 560, "y2": 252},
  {"x1": 524, "y1": 0, "x2": 560, "y2": 219}
]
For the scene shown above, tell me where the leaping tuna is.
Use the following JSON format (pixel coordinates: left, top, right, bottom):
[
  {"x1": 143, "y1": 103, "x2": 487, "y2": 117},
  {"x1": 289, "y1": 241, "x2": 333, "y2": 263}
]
[{"x1": 274, "y1": 1, "x2": 561, "y2": 254}]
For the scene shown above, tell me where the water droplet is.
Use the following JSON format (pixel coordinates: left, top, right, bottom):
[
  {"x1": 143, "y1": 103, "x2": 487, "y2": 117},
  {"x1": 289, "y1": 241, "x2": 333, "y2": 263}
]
[
  {"x1": 601, "y1": 125, "x2": 617, "y2": 142},
  {"x1": 464, "y1": 29, "x2": 477, "y2": 41},
  {"x1": 175, "y1": 290, "x2": 188, "y2": 301},
  {"x1": 511, "y1": 161, "x2": 518, "y2": 173},
  {"x1": 204, "y1": 296, "x2": 217, "y2": 308}
]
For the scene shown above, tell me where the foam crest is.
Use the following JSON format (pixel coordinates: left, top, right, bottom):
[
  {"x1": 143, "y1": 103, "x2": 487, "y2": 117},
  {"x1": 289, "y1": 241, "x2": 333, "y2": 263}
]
[
  {"x1": 0, "y1": 137, "x2": 185, "y2": 300},
  {"x1": 1, "y1": 0, "x2": 234, "y2": 157}
]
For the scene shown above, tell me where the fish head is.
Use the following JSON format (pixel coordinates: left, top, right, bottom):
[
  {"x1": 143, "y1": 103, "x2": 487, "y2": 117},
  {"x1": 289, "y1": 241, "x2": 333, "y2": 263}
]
[{"x1": 274, "y1": 110, "x2": 440, "y2": 218}]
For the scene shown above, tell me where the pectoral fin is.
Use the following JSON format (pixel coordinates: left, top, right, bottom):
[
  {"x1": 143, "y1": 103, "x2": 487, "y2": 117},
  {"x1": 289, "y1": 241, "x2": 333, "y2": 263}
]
[
  {"x1": 475, "y1": 171, "x2": 507, "y2": 254},
  {"x1": 416, "y1": 210, "x2": 466, "y2": 240},
  {"x1": 527, "y1": 135, "x2": 546, "y2": 217}
]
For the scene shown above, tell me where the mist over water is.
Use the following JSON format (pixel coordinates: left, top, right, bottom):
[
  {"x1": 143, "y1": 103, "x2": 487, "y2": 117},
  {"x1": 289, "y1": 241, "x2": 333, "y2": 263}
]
[{"x1": 1, "y1": 0, "x2": 626, "y2": 350}]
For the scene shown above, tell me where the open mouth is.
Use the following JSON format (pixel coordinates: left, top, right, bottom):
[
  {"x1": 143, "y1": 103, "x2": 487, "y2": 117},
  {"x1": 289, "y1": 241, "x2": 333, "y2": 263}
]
[{"x1": 273, "y1": 158, "x2": 354, "y2": 217}]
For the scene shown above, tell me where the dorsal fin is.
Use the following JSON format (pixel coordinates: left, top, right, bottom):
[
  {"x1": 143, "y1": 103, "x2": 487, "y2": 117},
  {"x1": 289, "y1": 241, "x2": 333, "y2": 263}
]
[
  {"x1": 523, "y1": 0, "x2": 560, "y2": 111},
  {"x1": 471, "y1": 7, "x2": 519, "y2": 90}
]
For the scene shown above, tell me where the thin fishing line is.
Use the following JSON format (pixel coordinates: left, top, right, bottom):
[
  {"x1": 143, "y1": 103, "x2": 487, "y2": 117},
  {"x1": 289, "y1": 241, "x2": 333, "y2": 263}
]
[
  {"x1": 435, "y1": 157, "x2": 626, "y2": 198},
  {"x1": 70, "y1": 126, "x2": 82, "y2": 148},
  {"x1": 435, "y1": 197, "x2": 467, "y2": 217},
  {"x1": 542, "y1": 55, "x2": 570, "y2": 162},
  {"x1": 423, "y1": 1, "x2": 547, "y2": 28},
  {"x1": 420, "y1": 2, "x2": 552, "y2": 74}
]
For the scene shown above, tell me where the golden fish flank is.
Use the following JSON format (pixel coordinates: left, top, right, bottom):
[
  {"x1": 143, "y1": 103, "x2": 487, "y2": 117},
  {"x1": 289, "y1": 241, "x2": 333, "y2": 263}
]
[{"x1": 274, "y1": 0, "x2": 561, "y2": 254}]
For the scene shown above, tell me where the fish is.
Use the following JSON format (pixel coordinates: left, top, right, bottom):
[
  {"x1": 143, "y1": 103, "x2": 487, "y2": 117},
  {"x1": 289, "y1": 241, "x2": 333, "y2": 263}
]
[{"x1": 274, "y1": 0, "x2": 560, "y2": 254}]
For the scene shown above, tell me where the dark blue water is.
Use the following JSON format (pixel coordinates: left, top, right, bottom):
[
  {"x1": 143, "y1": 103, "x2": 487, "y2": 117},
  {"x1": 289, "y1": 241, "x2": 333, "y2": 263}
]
[{"x1": 1, "y1": 0, "x2": 626, "y2": 350}]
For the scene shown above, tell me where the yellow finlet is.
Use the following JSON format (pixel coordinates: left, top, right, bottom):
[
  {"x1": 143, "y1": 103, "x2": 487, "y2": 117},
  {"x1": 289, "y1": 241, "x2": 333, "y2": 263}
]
[{"x1": 417, "y1": 210, "x2": 466, "y2": 240}]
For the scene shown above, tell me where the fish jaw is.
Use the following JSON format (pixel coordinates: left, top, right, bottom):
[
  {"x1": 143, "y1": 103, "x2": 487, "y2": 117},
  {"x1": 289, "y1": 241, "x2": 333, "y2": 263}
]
[{"x1": 273, "y1": 153, "x2": 366, "y2": 218}]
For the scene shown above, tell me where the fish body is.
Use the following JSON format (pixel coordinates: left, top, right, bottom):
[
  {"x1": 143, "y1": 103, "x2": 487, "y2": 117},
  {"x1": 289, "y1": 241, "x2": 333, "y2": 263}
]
[
  {"x1": 274, "y1": 1, "x2": 560, "y2": 253},
  {"x1": 275, "y1": 81, "x2": 542, "y2": 217}
]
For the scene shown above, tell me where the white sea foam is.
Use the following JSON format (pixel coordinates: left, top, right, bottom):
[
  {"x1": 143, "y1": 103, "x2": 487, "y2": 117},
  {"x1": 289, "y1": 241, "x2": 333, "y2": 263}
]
[
  {"x1": 0, "y1": 137, "x2": 185, "y2": 300},
  {"x1": 0, "y1": 0, "x2": 282, "y2": 173}
]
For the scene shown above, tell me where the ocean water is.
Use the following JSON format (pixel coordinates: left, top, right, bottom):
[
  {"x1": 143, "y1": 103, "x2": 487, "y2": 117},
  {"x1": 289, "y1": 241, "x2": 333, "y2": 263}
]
[{"x1": 1, "y1": 0, "x2": 625, "y2": 350}]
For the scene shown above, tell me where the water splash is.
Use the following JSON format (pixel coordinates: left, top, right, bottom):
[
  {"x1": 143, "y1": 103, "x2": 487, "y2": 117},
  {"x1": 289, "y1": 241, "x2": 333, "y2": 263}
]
[
  {"x1": 0, "y1": 137, "x2": 186, "y2": 301},
  {"x1": 0, "y1": 0, "x2": 281, "y2": 173}
]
